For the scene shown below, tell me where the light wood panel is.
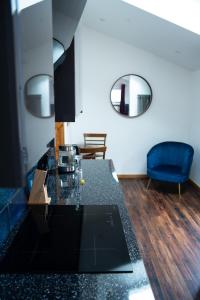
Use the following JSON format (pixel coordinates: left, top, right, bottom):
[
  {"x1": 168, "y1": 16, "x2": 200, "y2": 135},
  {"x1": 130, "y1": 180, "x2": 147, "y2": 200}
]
[
  {"x1": 55, "y1": 122, "x2": 64, "y2": 159},
  {"x1": 28, "y1": 169, "x2": 51, "y2": 204}
]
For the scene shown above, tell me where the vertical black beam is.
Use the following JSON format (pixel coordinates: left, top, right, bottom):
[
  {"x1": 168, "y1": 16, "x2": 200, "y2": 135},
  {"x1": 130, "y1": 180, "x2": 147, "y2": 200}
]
[
  {"x1": 0, "y1": 1, "x2": 23, "y2": 187},
  {"x1": 54, "y1": 39, "x2": 75, "y2": 122}
]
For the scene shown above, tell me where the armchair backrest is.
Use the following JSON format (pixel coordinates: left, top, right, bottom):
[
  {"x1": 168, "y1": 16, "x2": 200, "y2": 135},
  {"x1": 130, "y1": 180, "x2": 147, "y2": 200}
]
[{"x1": 147, "y1": 142, "x2": 194, "y2": 175}]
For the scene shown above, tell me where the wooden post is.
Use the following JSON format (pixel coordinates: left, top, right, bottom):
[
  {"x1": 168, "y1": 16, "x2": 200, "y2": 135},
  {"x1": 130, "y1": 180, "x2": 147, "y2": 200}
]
[
  {"x1": 55, "y1": 122, "x2": 64, "y2": 159},
  {"x1": 147, "y1": 178, "x2": 151, "y2": 189},
  {"x1": 178, "y1": 183, "x2": 181, "y2": 198}
]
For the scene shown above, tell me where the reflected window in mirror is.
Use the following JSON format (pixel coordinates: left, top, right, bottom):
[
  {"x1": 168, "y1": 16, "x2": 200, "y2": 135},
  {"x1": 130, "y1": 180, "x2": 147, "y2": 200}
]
[
  {"x1": 25, "y1": 74, "x2": 54, "y2": 118},
  {"x1": 110, "y1": 74, "x2": 152, "y2": 117},
  {"x1": 53, "y1": 38, "x2": 65, "y2": 63}
]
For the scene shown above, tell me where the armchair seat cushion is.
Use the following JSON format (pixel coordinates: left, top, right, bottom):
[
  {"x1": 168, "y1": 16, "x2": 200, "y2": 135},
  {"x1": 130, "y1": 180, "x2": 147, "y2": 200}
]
[{"x1": 147, "y1": 165, "x2": 187, "y2": 183}]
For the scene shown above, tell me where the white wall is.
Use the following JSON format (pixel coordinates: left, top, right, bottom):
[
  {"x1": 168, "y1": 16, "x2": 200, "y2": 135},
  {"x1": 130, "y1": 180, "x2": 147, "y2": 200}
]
[
  {"x1": 67, "y1": 26, "x2": 193, "y2": 175},
  {"x1": 189, "y1": 70, "x2": 200, "y2": 185},
  {"x1": 20, "y1": 0, "x2": 54, "y2": 170},
  {"x1": 74, "y1": 25, "x2": 83, "y2": 117},
  {"x1": 53, "y1": 11, "x2": 75, "y2": 50}
]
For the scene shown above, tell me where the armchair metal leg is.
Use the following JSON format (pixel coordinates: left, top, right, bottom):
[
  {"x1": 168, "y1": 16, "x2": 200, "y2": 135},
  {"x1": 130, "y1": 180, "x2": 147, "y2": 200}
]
[
  {"x1": 178, "y1": 183, "x2": 181, "y2": 198},
  {"x1": 147, "y1": 178, "x2": 151, "y2": 189}
]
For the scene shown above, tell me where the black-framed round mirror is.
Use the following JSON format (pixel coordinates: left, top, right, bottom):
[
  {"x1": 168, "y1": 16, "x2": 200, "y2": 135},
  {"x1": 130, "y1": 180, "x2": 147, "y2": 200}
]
[
  {"x1": 25, "y1": 74, "x2": 54, "y2": 118},
  {"x1": 110, "y1": 74, "x2": 152, "y2": 117}
]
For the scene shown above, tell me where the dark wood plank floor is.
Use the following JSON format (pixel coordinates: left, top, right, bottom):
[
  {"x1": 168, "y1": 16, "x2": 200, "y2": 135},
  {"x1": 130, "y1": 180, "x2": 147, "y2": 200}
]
[{"x1": 120, "y1": 179, "x2": 200, "y2": 300}]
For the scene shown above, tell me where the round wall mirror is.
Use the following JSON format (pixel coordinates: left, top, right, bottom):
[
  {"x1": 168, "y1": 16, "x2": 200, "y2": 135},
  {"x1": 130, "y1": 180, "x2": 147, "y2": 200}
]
[
  {"x1": 25, "y1": 74, "x2": 54, "y2": 118},
  {"x1": 110, "y1": 74, "x2": 152, "y2": 117}
]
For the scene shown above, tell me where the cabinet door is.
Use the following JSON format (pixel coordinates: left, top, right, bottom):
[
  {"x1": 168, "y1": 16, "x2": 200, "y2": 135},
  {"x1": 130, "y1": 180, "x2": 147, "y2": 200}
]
[{"x1": 54, "y1": 39, "x2": 75, "y2": 122}]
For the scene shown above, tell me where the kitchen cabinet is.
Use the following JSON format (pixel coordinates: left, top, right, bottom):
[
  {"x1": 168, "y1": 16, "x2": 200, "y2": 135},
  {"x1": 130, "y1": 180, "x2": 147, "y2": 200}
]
[
  {"x1": 53, "y1": 0, "x2": 87, "y2": 122},
  {"x1": 54, "y1": 39, "x2": 75, "y2": 122}
]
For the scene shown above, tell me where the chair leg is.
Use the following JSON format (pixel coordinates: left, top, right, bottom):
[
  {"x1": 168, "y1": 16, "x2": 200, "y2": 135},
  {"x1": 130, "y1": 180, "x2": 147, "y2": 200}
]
[
  {"x1": 147, "y1": 178, "x2": 151, "y2": 189},
  {"x1": 178, "y1": 183, "x2": 181, "y2": 198}
]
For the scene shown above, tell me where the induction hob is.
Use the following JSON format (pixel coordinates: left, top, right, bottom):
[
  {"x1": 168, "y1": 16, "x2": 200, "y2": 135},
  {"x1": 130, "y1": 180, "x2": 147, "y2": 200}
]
[{"x1": 0, "y1": 205, "x2": 133, "y2": 273}]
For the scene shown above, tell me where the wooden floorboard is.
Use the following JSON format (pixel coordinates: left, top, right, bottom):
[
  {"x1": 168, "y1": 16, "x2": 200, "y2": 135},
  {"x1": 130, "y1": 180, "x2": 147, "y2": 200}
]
[{"x1": 120, "y1": 179, "x2": 200, "y2": 300}]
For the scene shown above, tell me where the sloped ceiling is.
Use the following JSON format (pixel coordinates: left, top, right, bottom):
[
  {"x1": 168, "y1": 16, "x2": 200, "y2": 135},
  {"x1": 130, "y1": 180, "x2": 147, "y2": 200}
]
[
  {"x1": 82, "y1": 0, "x2": 200, "y2": 70},
  {"x1": 20, "y1": 1, "x2": 52, "y2": 52}
]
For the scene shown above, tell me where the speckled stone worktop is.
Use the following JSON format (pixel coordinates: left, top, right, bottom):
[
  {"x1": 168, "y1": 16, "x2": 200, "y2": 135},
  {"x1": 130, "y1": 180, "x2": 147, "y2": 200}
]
[{"x1": 0, "y1": 160, "x2": 154, "y2": 299}]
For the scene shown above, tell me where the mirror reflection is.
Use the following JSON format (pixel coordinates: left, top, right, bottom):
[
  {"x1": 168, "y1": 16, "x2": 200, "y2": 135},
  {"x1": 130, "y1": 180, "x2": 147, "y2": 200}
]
[
  {"x1": 110, "y1": 74, "x2": 152, "y2": 117},
  {"x1": 25, "y1": 74, "x2": 54, "y2": 118},
  {"x1": 53, "y1": 38, "x2": 65, "y2": 63}
]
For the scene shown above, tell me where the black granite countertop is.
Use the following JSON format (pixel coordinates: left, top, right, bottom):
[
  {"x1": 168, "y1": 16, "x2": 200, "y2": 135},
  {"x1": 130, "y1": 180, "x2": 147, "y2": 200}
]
[{"x1": 0, "y1": 160, "x2": 154, "y2": 299}]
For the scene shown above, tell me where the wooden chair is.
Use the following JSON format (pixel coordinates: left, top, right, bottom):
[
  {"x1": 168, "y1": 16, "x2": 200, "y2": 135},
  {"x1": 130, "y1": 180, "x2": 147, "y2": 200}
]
[
  {"x1": 83, "y1": 133, "x2": 107, "y2": 159},
  {"x1": 79, "y1": 146, "x2": 107, "y2": 160}
]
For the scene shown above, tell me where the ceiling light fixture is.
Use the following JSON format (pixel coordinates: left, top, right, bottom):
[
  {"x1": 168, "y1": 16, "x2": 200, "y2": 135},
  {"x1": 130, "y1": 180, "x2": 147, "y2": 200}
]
[{"x1": 122, "y1": 0, "x2": 200, "y2": 35}]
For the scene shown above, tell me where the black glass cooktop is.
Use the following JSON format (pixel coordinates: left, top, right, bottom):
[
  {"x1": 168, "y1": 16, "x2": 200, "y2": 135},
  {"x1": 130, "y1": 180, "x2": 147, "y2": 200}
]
[{"x1": 0, "y1": 205, "x2": 132, "y2": 273}]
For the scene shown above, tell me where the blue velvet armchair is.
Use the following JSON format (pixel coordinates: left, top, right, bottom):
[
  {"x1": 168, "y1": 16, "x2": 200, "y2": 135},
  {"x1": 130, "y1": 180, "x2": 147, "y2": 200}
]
[{"x1": 147, "y1": 141, "x2": 194, "y2": 195}]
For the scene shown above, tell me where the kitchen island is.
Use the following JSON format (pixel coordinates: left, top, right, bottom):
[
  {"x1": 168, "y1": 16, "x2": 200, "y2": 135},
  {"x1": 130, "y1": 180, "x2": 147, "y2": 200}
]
[{"x1": 0, "y1": 160, "x2": 154, "y2": 299}]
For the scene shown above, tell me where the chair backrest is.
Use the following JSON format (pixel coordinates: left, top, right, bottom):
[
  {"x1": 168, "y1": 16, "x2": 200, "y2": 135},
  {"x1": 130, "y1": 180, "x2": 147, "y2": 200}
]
[
  {"x1": 84, "y1": 133, "x2": 107, "y2": 146},
  {"x1": 79, "y1": 146, "x2": 107, "y2": 160},
  {"x1": 147, "y1": 141, "x2": 194, "y2": 174},
  {"x1": 83, "y1": 133, "x2": 107, "y2": 159}
]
